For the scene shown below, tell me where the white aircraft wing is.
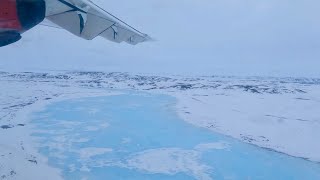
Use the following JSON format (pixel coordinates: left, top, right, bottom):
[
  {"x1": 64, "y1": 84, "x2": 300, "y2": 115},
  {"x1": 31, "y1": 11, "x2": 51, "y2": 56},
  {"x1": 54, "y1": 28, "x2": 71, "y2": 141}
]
[{"x1": 45, "y1": 0, "x2": 151, "y2": 45}]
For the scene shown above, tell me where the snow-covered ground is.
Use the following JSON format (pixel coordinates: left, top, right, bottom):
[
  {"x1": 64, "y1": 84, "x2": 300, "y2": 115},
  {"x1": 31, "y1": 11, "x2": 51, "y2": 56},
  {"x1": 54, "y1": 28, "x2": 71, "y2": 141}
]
[{"x1": 0, "y1": 71, "x2": 320, "y2": 179}]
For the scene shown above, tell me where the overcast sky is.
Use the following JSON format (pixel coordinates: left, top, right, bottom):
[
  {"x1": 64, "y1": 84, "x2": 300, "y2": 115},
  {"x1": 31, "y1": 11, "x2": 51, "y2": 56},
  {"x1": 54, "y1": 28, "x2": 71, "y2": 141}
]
[{"x1": 1, "y1": 0, "x2": 320, "y2": 77}]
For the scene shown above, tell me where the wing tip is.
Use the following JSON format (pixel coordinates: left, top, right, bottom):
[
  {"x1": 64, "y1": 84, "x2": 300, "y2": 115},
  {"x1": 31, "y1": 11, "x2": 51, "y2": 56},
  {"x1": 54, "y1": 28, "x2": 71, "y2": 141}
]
[
  {"x1": 125, "y1": 34, "x2": 155, "y2": 45},
  {"x1": 143, "y1": 34, "x2": 155, "y2": 42}
]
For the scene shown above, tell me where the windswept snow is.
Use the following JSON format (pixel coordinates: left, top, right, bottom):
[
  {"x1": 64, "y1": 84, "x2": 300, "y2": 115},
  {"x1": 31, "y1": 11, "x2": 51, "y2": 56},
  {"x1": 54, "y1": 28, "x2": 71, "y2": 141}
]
[
  {"x1": 123, "y1": 148, "x2": 212, "y2": 180},
  {"x1": 194, "y1": 142, "x2": 230, "y2": 151},
  {"x1": 77, "y1": 148, "x2": 113, "y2": 159}
]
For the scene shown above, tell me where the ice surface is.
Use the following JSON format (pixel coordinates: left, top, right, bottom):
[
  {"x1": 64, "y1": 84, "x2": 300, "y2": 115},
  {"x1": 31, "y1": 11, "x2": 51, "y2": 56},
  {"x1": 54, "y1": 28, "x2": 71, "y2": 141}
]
[{"x1": 28, "y1": 93, "x2": 320, "y2": 179}]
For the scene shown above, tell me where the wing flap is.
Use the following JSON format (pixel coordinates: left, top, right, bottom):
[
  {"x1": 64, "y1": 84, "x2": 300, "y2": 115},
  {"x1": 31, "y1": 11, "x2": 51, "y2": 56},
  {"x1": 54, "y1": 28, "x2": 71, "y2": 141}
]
[
  {"x1": 80, "y1": 8, "x2": 114, "y2": 40},
  {"x1": 47, "y1": 11, "x2": 81, "y2": 36},
  {"x1": 100, "y1": 25, "x2": 137, "y2": 43}
]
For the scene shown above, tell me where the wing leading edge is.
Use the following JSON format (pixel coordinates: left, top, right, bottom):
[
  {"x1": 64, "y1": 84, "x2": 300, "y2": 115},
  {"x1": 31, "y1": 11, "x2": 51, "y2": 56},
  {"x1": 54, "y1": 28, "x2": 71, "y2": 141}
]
[{"x1": 45, "y1": 0, "x2": 151, "y2": 45}]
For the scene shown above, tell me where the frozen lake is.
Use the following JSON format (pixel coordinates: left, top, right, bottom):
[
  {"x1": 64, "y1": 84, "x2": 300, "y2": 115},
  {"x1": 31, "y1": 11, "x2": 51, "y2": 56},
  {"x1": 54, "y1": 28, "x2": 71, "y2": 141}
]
[{"x1": 31, "y1": 93, "x2": 320, "y2": 180}]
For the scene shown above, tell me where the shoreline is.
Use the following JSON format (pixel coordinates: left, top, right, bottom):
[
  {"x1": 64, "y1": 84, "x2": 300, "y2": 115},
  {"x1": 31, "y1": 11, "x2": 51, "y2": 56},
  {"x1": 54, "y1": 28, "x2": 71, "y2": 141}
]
[{"x1": 1, "y1": 71, "x2": 320, "y2": 179}]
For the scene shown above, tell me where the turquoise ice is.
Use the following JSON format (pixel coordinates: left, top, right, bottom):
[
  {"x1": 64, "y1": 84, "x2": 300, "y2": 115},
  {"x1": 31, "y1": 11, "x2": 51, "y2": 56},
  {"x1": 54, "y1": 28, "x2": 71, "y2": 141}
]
[{"x1": 31, "y1": 93, "x2": 320, "y2": 180}]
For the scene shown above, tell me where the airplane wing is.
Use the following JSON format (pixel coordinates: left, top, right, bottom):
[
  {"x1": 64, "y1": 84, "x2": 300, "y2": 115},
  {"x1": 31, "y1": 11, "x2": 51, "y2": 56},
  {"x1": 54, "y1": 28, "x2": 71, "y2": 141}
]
[{"x1": 44, "y1": 0, "x2": 151, "y2": 45}]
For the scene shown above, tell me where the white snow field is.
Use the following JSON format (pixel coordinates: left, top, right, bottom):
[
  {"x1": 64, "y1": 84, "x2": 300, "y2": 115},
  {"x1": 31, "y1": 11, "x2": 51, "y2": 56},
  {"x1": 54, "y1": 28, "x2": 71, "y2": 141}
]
[{"x1": 0, "y1": 71, "x2": 320, "y2": 179}]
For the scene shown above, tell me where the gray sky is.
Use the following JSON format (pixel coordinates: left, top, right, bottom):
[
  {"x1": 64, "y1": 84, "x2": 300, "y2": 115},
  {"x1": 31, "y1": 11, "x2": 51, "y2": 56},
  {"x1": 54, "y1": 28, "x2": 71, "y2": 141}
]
[{"x1": 1, "y1": 0, "x2": 320, "y2": 77}]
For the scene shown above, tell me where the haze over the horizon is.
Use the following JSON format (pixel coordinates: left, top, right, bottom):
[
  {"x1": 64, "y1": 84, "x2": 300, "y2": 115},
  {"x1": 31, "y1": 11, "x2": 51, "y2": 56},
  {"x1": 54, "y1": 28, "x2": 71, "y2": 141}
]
[{"x1": 1, "y1": 0, "x2": 319, "y2": 77}]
